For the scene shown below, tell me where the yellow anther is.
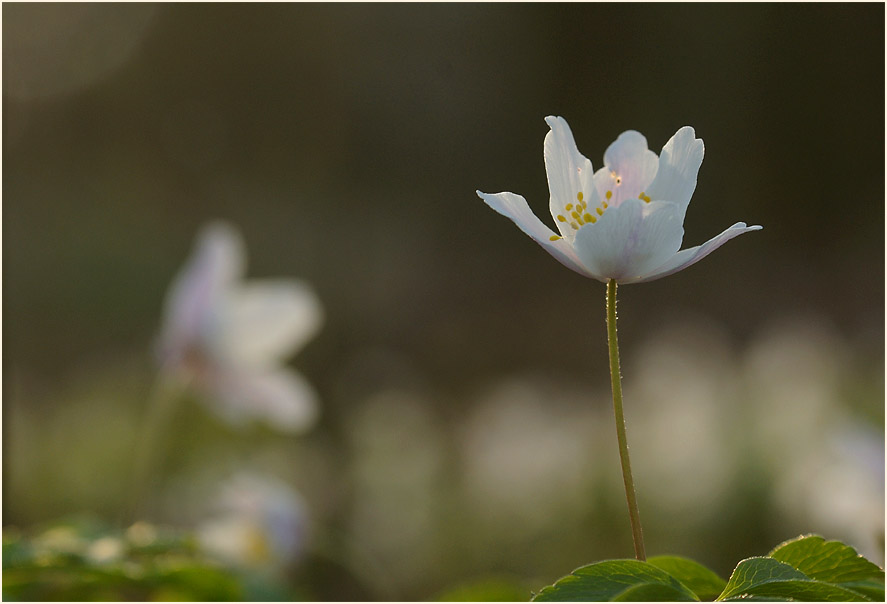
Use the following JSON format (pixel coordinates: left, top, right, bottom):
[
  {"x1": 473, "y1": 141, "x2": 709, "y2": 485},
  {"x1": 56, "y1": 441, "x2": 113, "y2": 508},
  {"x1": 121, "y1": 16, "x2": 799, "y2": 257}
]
[
  {"x1": 603, "y1": 201, "x2": 609, "y2": 209},
  {"x1": 605, "y1": 190, "x2": 613, "y2": 200},
  {"x1": 571, "y1": 210, "x2": 580, "y2": 220},
  {"x1": 639, "y1": 192, "x2": 651, "y2": 203},
  {"x1": 588, "y1": 215, "x2": 597, "y2": 224},
  {"x1": 549, "y1": 235, "x2": 562, "y2": 241},
  {"x1": 566, "y1": 203, "x2": 574, "y2": 211},
  {"x1": 576, "y1": 216, "x2": 585, "y2": 225},
  {"x1": 583, "y1": 213, "x2": 593, "y2": 222},
  {"x1": 570, "y1": 222, "x2": 579, "y2": 230},
  {"x1": 596, "y1": 207, "x2": 604, "y2": 216},
  {"x1": 557, "y1": 214, "x2": 567, "y2": 222},
  {"x1": 577, "y1": 191, "x2": 584, "y2": 202}
]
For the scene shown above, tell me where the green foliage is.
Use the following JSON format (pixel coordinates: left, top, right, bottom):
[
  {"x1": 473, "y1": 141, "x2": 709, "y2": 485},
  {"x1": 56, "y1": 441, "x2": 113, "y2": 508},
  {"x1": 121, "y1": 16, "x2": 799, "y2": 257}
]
[
  {"x1": 718, "y1": 557, "x2": 869, "y2": 601},
  {"x1": 768, "y1": 535, "x2": 885, "y2": 584},
  {"x1": 647, "y1": 555, "x2": 727, "y2": 601},
  {"x1": 532, "y1": 535, "x2": 884, "y2": 602},
  {"x1": 3, "y1": 520, "x2": 243, "y2": 602},
  {"x1": 532, "y1": 559, "x2": 699, "y2": 601}
]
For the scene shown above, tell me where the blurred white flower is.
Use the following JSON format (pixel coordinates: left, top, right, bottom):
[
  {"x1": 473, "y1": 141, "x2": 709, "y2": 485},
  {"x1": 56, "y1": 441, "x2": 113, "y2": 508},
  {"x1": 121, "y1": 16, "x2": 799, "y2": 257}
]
[
  {"x1": 477, "y1": 116, "x2": 761, "y2": 283},
  {"x1": 86, "y1": 536, "x2": 124, "y2": 565},
  {"x1": 774, "y1": 417, "x2": 884, "y2": 565},
  {"x1": 459, "y1": 378, "x2": 602, "y2": 531},
  {"x1": 627, "y1": 321, "x2": 737, "y2": 519},
  {"x1": 157, "y1": 221, "x2": 323, "y2": 432},
  {"x1": 344, "y1": 389, "x2": 447, "y2": 595},
  {"x1": 197, "y1": 471, "x2": 308, "y2": 570},
  {"x1": 743, "y1": 315, "x2": 848, "y2": 463}
]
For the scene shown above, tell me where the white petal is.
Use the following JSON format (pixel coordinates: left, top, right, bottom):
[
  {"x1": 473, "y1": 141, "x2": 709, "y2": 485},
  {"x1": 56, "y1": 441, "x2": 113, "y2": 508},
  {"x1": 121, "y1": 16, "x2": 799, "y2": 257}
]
[
  {"x1": 627, "y1": 222, "x2": 763, "y2": 284},
  {"x1": 477, "y1": 190, "x2": 597, "y2": 278},
  {"x1": 216, "y1": 280, "x2": 323, "y2": 368},
  {"x1": 208, "y1": 368, "x2": 320, "y2": 433},
  {"x1": 158, "y1": 221, "x2": 245, "y2": 365},
  {"x1": 572, "y1": 199, "x2": 685, "y2": 282},
  {"x1": 593, "y1": 130, "x2": 659, "y2": 206},
  {"x1": 644, "y1": 126, "x2": 704, "y2": 215},
  {"x1": 543, "y1": 116, "x2": 598, "y2": 237}
]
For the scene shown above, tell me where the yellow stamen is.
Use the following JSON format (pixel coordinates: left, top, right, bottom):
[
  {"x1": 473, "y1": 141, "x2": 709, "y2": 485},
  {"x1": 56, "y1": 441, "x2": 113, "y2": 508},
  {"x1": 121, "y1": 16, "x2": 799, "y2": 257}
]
[
  {"x1": 577, "y1": 191, "x2": 584, "y2": 202},
  {"x1": 557, "y1": 214, "x2": 567, "y2": 222},
  {"x1": 596, "y1": 207, "x2": 604, "y2": 216},
  {"x1": 549, "y1": 235, "x2": 562, "y2": 241},
  {"x1": 566, "y1": 203, "x2": 574, "y2": 211},
  {"x1": 583, "y1": 213, "x2": 593, "y2": 222},
  {"x1": 605, "y1": 190, "x2": 613, "y2": 200},
  {"x1": 571, "y1": 211, "x2": 580, "y2": 220},
  {"x1": 570, "y1": 222, "x2": 579, "y2": 230},
  {"x1": 639, "y1": 192, "x2": 651, "y2": 203}
]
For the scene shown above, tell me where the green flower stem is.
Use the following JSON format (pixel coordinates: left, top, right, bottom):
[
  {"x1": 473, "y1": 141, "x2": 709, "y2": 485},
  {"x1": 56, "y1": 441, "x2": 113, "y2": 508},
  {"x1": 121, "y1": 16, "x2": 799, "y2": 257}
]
[
  {"x1": 606, "y1": 278, "x2": 646, "y2": 561},
  {"x1": 129, "y1": 372, "x2": 184, "y2": 523}
]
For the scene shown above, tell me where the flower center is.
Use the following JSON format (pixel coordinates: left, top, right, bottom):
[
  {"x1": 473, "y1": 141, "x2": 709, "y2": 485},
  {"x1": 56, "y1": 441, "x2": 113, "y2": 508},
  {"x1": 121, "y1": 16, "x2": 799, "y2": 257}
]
[{"x1": 548, "y1": 189, "x2": 652, "y2": 241}]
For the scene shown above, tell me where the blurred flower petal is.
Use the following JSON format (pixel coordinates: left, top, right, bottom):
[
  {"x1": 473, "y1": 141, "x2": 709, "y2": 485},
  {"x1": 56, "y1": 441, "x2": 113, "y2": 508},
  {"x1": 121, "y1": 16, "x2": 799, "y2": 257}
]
[
  {"x1": 217, "y1": 280, "x2": 323, "y2": 368},
  {"x1": 198, "y1": 471, "x2": 308, "y2": 570},
  {"x1": 211, "y1": 368, "x2": 319, "y2": 434},
  {"x1": 157, "y1": 221, "x2": 323, "y2": 432}
]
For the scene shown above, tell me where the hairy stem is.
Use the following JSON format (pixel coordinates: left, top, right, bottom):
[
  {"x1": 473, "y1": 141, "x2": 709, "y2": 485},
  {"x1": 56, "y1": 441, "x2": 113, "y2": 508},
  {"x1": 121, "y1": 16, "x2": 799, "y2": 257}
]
[{"x1": 606, "y1": 278, "x2": 646, "y2": 561}]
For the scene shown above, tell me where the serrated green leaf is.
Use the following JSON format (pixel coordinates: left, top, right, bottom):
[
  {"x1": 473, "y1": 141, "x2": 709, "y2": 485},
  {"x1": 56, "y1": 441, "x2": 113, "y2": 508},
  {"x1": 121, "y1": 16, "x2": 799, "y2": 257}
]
[
  {"x1": 721, "y1": 595, "x2": 795, "y2": 601},
  {"x1": 718, "y1": 557, "x2": 870, "y2": 601},
  {"x1": 611, "y1": 582, "x2": 701, "y2": 601},
  {"x1": 719, "y1": 556, "x2": 810, "y2": 599},
  {"x1": 532, "y1": 559, "x2": 698, "y2": 602},
  {"x1": 769, "y1": 535, "x2": 884, "y2": 584},
  {"x1": 647, "y1": 555, "x2": 727, "y2": 600},
  {"x1": 838, "y1": 579, "x2": 886, "y2": 601},
  {"x1": 733, "y1": 579, "x2": 870, "y2": 601}
]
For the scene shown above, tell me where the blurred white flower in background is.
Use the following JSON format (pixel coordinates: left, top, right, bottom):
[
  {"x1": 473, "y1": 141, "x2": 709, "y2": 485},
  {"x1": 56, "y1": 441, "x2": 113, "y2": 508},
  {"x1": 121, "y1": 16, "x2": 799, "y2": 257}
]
[
  {"x1": 743, "y1": 315, "x2": 848, "y2": 461},
  {"x1": 744, "y1": 315, "x2": 884, "y2": 564},
  {"x1": 626, "y1": 320, "x2": 739, "y2": 522},
  {"x1": 777, "y1": 417, "x2": 885, "y2": 566},
  {"x1": 344, "y1": 388, "x2": 448, "y2": 597},
  {"x1": 157, "y1": 221, "x2": 323, "y2": 433},
  {"x1": 459, "y1": 378, "x2": 604, "y2": 532},
  {"x1": 197, "y1": 471, "x2": 308, "y2": 571}
]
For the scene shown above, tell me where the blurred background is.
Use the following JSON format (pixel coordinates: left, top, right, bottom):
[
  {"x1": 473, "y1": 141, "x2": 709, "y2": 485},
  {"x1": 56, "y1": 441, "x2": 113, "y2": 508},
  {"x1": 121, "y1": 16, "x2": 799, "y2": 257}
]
[{"x1": 3, "y1": 3, "x2": 884, "y2": 601}]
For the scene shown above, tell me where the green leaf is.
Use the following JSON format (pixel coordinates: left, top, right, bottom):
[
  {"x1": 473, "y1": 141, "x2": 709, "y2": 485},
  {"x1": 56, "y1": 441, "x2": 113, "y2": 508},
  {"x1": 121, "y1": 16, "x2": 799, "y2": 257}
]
[
  {"x1": 718, "y1": 557, "x2": 809, "y2": 600},
  {"x1": 718, "y1": 557, "x2": 870, "y2": 601},
  {"x1": 720, "y1": 596, "x2": 795, "y2": 601},
  {"x1": 768, "y1": 535, "x2": 884, "y2": 584},
  {"x1": 647, "y1": 555, "x2": 727, "y2": 600},
  {"x1": 838, "y1": 580, "x2": 886, "y2": 601},
  {"x1": 611, "y1": 582, "x2": 702, "y2": 601},
  {"x1": 532, "y1": 559, "x2": 698, "y2": 602}
]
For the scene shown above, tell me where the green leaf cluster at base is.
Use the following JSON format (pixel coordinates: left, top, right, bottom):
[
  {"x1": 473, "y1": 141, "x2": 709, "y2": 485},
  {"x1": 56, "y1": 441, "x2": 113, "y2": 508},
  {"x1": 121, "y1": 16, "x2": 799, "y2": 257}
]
[{"x1": 532, "y1": 535, "x2": 884, "y2": 602}]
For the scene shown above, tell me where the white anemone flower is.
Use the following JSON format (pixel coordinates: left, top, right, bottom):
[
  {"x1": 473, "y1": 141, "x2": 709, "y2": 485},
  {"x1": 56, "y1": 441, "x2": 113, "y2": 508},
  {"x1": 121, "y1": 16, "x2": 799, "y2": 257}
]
[
  {"x1": 157, "y1": 221, "x2": 323, "y2": 432},
  {"x1": 197, "y1": 471, "x2": 308, "y2": 570},
  {"x1": 477, "y1": 116, "x2": 761, "y2": 283}
]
